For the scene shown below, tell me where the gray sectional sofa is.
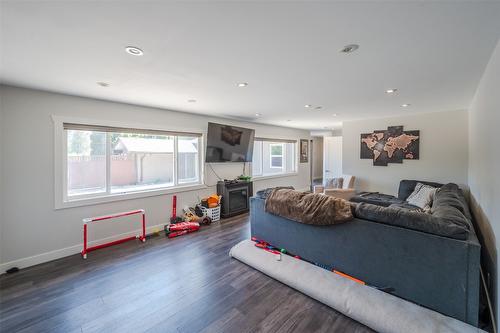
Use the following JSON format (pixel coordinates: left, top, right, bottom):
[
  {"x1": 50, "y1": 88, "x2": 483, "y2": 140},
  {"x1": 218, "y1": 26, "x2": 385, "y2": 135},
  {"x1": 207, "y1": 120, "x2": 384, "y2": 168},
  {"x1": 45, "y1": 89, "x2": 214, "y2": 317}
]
[{"x1": 250, "y1": 180, "x2": 481, "y2": 326}]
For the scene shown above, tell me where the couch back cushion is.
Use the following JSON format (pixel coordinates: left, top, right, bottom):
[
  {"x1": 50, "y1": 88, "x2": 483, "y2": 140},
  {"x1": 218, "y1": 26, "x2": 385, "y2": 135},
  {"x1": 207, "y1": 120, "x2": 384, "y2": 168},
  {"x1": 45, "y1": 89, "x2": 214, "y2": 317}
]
[
  {"x1": 398, "y1": 180, "x2": 443, "y2": 201},
  {"x1": 432, "y1": 183, "x2": 473, "y2": 222},
  {"x1": 354, "y1": 203, "x2": 469, "y2": 240},
  {"x1": 431, "y1": 205, "x2": 471, "y2": 231}
]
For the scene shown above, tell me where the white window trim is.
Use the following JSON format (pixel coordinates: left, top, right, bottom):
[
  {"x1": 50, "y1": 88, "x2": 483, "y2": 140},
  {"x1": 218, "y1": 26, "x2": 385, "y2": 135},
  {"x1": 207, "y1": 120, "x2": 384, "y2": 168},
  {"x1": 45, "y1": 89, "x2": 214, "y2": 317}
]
[
  {"x1": 251, "y1": 139, "x2": 298, "y2": 178},
  {"x1": 53, "y1": 116, "x2": 205, "y2": 210},
  {"x1": 269, "y1": 143, "x2": 284, "y2": 169},
  {"x1": 252, "y1": 171, "x2": 299, "y2": 181}
]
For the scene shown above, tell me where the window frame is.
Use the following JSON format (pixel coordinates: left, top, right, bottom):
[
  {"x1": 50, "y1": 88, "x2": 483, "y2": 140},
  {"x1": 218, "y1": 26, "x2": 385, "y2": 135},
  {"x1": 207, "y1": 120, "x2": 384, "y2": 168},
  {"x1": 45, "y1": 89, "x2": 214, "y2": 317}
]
[
  {"x1": 251, "y1": 138, "x2": 298, "y2": 179},
  {"x1": 53, "y1": 116, "x2": 205, "y2": 209}
]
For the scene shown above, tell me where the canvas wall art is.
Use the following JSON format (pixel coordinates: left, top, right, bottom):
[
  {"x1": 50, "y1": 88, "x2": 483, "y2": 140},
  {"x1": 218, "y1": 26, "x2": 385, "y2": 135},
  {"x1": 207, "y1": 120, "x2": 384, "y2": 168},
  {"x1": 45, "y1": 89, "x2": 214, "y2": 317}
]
[{"x1": 360, "y1": 126, "x2": 419, "y2": 166}]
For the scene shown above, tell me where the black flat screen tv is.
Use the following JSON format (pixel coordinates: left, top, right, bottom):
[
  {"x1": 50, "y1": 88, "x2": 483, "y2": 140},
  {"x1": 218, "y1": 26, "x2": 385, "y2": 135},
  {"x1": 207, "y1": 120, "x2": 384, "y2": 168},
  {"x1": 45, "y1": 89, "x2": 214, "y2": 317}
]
[{"x1": 206, "y1": 122, "x2": 255, "y2": 162}]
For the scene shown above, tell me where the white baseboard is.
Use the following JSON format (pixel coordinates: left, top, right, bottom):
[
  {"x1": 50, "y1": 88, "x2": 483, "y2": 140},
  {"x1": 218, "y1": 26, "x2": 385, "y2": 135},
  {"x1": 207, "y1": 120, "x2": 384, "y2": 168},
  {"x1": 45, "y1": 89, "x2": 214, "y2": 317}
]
[{"x1": 0, "y1": 223, "x2": 166, "y2": 273}]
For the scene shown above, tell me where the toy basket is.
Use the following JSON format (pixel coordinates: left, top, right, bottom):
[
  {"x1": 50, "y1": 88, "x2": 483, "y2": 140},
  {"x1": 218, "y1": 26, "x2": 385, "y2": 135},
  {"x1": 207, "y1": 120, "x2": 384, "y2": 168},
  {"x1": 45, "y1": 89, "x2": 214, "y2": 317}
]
[{"x1": 201, "y1": 206, "x2": 221, "y2": 222}]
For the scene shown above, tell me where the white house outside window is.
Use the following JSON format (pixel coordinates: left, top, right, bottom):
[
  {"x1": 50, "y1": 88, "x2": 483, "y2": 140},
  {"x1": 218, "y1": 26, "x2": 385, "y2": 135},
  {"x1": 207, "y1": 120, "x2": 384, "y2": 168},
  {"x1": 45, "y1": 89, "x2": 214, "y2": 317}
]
[{"x1": 270, "y1": 143, "x2": 284, "y2": 168}]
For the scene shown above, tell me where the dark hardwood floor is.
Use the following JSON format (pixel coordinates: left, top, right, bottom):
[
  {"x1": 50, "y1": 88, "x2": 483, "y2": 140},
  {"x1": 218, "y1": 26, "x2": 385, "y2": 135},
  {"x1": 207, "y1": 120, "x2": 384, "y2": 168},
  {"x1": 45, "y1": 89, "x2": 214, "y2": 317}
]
[{"x1": 0, "y1": 214, "x2": 373, "y2": 333}]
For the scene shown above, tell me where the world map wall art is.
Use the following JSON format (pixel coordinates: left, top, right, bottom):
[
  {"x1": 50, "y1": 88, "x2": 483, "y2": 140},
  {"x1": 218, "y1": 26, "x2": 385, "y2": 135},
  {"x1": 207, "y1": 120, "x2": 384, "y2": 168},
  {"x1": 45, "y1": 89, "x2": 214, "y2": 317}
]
[{"x1": 360, "y1": 126, "x2": 420, "y2": 166}]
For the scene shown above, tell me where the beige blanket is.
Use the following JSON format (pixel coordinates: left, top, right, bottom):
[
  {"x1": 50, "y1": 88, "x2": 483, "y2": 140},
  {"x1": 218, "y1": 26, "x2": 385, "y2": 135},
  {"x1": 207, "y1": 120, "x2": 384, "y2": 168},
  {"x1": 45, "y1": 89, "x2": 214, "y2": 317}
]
[{"x1": 265, "y1": 189, "x2": 353, "y2": 225}]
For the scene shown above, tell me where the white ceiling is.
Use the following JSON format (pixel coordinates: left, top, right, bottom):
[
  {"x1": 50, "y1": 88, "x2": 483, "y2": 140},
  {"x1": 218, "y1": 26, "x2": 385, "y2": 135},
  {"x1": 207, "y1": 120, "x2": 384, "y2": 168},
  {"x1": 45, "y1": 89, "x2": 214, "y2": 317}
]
[{"x1": 1, "y1": 1, "x2": 499, "y2": 130}]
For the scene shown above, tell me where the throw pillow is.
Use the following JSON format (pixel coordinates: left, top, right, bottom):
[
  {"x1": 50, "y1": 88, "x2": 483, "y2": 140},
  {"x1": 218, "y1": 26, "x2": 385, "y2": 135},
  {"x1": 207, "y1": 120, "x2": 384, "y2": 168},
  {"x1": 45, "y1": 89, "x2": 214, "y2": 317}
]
[{"x1": 406, "y1": 183, "x2": 437, "y2": 210}]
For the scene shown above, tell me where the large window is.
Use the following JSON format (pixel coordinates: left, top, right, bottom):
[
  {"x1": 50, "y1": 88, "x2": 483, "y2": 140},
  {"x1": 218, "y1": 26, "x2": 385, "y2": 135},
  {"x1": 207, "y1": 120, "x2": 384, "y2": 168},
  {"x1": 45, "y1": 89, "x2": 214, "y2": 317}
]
[
  {"x1": 252, "y1": 139, "x2": 297, "y2": 177},
  {"x1": 64, "y1": 123, "x2": 201, "y2": 200}
]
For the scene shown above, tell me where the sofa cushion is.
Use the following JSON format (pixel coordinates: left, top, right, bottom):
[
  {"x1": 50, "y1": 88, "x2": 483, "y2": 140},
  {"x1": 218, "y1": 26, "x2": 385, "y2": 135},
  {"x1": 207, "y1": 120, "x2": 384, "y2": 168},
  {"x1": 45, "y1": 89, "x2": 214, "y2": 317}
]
[
  {"x1": 350, "y1": 192, "x2": 404, "y2": 207},
  {"x1": 389, "y1": 203, "x2": 423, "y2": 211},
  {"x1": 432, "y1": 183, "x2": 473, "y2": 222},
  {"x1": 431, "y1": 205, "x2": 471, "y2": 231},
  {"x1": 398, "y1": 180, "x2": 443, "y2": 201},
  {"x1": 354, "y1": 203, "x2": 469, "y2": 240}
]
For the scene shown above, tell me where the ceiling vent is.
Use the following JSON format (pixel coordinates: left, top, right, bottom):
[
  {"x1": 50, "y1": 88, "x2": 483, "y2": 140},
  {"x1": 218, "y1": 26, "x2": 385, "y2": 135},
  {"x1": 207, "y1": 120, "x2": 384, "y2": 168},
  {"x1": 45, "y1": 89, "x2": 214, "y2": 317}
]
[{"x1": 340, "y1": 44, "x2": 359, "y2": 54}]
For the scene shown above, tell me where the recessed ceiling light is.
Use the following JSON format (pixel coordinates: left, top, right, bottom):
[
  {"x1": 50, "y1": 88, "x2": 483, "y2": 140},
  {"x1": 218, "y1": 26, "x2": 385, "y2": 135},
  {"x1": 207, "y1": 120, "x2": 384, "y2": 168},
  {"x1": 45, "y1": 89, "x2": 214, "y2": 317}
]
[
  {"x1": 237, "y1": 82, "x2": 248, "y2": 87},
  {"x1": 332, "y1": 113, "x2": 338, "y2": 117},
  {"x1": 401, "y1": 103, "x2": 411, "y2": 108},
  {"x1": 187, "y1": 99, "x2": 197, "y2": 103},
  {"x1": 255, "y1": 113, "x2": 261, "y2": 117},
  {"x1": 385, "y1": 89, "x2": 398, "y2": 94},
  {"x1": 340, "y1": 44, "x2": 359, "y2": 54},
  {"x1": 315, "y1": 106, "x2": 322, "y2": 110},
  {"x1": 125, "y1": 46, "x2": 144, "y2": 56},
  {"x1": 304, "y1": 104, "x2": 312, "y2": 108},
  {"x1": 97, "y1": 82, "x2": 109, "y2": 87}
]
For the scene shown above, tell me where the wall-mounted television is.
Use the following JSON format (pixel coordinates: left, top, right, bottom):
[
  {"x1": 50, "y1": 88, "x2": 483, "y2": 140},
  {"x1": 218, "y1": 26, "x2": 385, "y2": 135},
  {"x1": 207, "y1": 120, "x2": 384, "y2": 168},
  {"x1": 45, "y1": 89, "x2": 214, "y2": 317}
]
[{"x1": 205, "y1": 122, "x2": 255, "y2": 162}]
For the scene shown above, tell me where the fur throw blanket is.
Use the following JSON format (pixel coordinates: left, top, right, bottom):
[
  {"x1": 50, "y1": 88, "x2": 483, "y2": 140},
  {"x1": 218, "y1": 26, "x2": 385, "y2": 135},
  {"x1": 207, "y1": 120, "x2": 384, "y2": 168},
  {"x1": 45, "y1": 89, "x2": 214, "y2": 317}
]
[{"x1": 265, "y1": 188, "x2": 353, "y2": 225}]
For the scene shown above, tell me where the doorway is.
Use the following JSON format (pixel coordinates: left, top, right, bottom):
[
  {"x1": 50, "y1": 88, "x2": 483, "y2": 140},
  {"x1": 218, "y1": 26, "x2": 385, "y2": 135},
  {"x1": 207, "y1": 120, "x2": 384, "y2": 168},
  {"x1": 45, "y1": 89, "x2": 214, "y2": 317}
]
[
  {"x1": 310, "y1": 137, "x2": 324, "y2": 186},
  {"x1": 323, "y1": 136, "x2": 342, "y2": 181}
]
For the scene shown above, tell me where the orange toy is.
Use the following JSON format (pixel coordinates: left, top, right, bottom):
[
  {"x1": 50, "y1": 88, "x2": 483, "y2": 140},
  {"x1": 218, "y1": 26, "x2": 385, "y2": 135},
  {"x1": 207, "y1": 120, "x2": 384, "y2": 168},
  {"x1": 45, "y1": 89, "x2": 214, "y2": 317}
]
[
  {"x1": 333, "y1": 270, "x2": 366, "y2": 285},
  {"x1": 206, "y1": 194, "x2": 221, "y2": 208}
]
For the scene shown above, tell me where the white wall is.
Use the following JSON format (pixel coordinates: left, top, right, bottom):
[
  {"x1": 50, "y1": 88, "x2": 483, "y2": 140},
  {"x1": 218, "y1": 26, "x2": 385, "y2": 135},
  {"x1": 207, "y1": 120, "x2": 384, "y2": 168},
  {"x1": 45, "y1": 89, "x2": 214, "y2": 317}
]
[
  {"x1": 0, "y1": 85, "x2": 310, "y2": 270},
  {"x1": 468, "y1": 40, "x2": 500, "y2": 324},
  {"x1": 342, "y1": 110, "x2": 469, "y2": 196},
  {"x1": 0, "y1": 91, "x2": 4, "y2": 264}
]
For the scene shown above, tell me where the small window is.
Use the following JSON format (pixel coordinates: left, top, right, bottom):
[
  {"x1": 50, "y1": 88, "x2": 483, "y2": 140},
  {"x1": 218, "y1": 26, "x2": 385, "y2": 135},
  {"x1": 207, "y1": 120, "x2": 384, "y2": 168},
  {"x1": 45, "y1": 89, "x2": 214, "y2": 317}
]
[
  {"x1": 252, "y1": 139, "x2": 296, "y2": 177},
  {"x1": 63, "y1": 123, "x2": 202, "y2": 201}
]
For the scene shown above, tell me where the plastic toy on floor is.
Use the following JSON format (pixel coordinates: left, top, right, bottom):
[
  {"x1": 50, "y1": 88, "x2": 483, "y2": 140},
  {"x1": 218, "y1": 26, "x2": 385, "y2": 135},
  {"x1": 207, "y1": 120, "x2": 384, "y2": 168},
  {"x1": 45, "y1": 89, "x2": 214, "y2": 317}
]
[
  {"x1": 252, "y1": 237, "x2": 282, "y2": 260},
  {"x1": 183, "y1": 207, "x2": 212, "y2": 225},
  {"x1": 201, "y1": 194, "x2": 221, "y2": 208},
  {"x1": 164, "y1": 221, "x2": 200, "y2": 238},
  {"x1": 169, "y1": 195, "x2": 184, "y2": 224}
]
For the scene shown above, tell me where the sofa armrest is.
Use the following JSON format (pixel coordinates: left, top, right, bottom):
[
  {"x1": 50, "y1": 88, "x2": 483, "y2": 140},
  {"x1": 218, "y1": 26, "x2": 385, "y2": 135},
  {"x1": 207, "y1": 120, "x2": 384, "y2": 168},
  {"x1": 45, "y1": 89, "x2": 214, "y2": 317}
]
[
  {"x1": 313, "y1": 185, "x2": 325, "y2": 194},
  {"x1": 323, "y1": 188, "x2": 356, "y2": 200}
]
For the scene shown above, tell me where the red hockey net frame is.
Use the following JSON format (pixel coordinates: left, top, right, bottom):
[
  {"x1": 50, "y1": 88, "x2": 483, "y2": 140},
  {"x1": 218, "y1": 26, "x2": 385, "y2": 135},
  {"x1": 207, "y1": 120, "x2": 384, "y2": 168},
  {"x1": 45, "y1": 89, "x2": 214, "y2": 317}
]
[{"x1": 81, "y1": 209, "x2": 146, "y2": 259}]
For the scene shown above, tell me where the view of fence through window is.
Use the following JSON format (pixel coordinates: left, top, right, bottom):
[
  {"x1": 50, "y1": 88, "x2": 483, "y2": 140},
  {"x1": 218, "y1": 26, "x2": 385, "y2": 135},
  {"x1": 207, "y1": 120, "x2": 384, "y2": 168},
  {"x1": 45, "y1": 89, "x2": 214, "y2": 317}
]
[
  {"x1": 252, "y1": 140, "x2": 296, "y2": 177},
  {"x1": 66, "y1": 128, "x2": 200, "y2": 198}
]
